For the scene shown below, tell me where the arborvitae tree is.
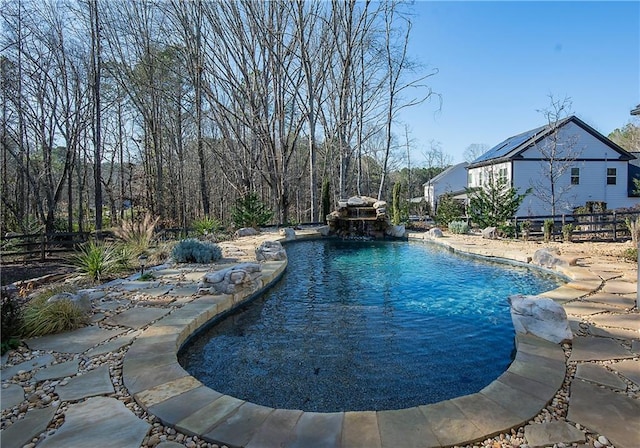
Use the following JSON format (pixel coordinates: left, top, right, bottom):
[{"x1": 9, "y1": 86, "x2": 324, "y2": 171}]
[
  {"x1": 321, "y1": 178, "x2": 331, "y2": 224},
  {"x1": 391, "y1": 181, "x2": 403, "y2": 225},
  {"x1": 466, "y1": 176, "x2": 530, "y2": 228}
]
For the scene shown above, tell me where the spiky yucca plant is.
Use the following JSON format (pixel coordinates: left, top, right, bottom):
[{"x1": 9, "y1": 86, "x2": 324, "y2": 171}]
[
  {"x1": 113, "y1": 213, "x2": 159, "y2": 254},
  {"x1": 69, "y1": 241, "x2": 118, "y2": 282}
]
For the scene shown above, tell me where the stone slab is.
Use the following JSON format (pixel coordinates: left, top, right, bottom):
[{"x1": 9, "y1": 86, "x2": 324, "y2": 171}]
[
  {"x1": 575, "y1": 363, "x2": 628, "y2": 390},
  {"x1": 24, "y1": 326, "x2": 124, "y2": 353},
  {"x1": 287, "y1": 412, "x2": 344, "y2": 448},
  {"x1": 524, "y1": 421, "x2": 585, "y2": 447},
  {"x1": 93, "y1": 298, "x2": 130, "y2": 311},
  {"x1": 539, "y1": 285, "x2": 585, "y2": 303},
  {"x1": 166, "y1": 285, "x2": 199, "y2": 297},
  {"x1": 33, "y1": 359, "x2": 80, "y2": 381},
  {"x1": 496, "y1": 372, "x2": 557, "y2": 403},
  {"x1": 176, "y1": 395, "x2": 244, "y2": 436},
  {"x1": 246, "y1": 408, "x2": 302, "y2": 448},
  {"x1": 1, "y1": 354, "x2": 55, "y2": 380},
  {"x1": 103, "y1": 307, "x2": 170, "y2": 329},
  {"x1": 587, "y1": 324, "x2": 639, "y2": 340},
  {"x1": 203, "y1": 402, "x2": 273, "y2": 447},
  {"x1": 85, "y1": 330, "x2": 141, "y2": 357},
  {"x1": 420, "y1": 399, "x2": 483, "y2": 446},
  {"x1": 1, "y1": 383, "x2": 24, "y2": 410},
  {"x1": 378, "y1": 407, "x2": 439, "y2": 448},
  {"x1": 563, "y1": 300, "x2": 623, "y2": 316},
  {"x1": 583, "y1": 292, "x2": 636, "y2": 309},
  {"x1": 124, "y1": 358, "x2": 188, "y2": 395},
  {"x1": 569, "y1": 336, "x2": 634, "y2": 361},
  {"x1": 451, "y1": 393, "x2": 523, "y2": 439},
  {"x1": 148, "y1": 386, "x2": 223, "y2": 426},
  {"x1": 480, "y1": 380, "x2": 547, "y2": 422},
  {"x1": 612, "y1": 359, "x2": 640, "y2": 386},
  {"x1": 140, "y1": 286, "x2": 173, "y2": 297},
  {"x1": 135, "y1": 375, "x2": 202, "y2": 409},
  {"x1": 0, "y1": 404, "x2": 58, "y2": 448},
  {"x1": 342, "y1": 411, "x2": 382, "y2": 448},
  {"x1": 116, "y1": 280, "x2": 160, "y2": 291},
  {"x1": 567, "y1": 379, "x2": 640, "y2": 448},
  {"x1": 601, "y1": 280, "x2": 636, "y2": 295},
  {"x1": 55, "y1": 366, "x2": 114, "y2": 401},
  {"x1": 38, "y1": 396, "x2": 150, "y2": 448},
  {"x1": 590, "y1": 313, "x2": 640, "y2": 331}
]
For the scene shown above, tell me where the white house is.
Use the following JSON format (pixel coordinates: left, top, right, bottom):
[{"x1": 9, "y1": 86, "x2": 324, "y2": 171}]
[
  {"x1": 467, "y1": 116, "x2": 640, "y2": 217},
  {"x1": 423, "y1": 162, "x2": 468, "y2": 213}
]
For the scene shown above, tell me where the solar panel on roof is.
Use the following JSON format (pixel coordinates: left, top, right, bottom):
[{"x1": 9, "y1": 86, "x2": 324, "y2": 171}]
[{"x1": 472, "y1": 124, "x2": 548, "y2": 163}]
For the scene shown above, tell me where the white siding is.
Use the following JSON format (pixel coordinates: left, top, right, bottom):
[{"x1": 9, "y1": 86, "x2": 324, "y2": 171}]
[
  {"x1": 523, "y1": 121, "x2": 624, "y2": 161},
  {"x1": 467, "y1": 162, "x2": 511, "y2": 188},
  {"x1": 423, "y1": 163, "x2": 468, "y2": 211},
  {"x1": 513, "y1": 159, "x2": 637, "y2": 216}
]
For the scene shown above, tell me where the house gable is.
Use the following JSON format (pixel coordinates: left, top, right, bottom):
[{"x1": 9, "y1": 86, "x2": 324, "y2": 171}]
[{"x1": 469, "y1": 116, "x2": 635, "y2": 169}]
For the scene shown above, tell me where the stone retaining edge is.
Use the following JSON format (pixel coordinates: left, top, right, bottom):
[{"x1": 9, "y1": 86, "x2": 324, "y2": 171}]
[{"x1": 122, "y1": 232, "x2": 580, "y2": 448}]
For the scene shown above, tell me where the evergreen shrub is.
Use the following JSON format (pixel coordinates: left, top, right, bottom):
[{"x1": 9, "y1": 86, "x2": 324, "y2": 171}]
[{"x1": 172, "y1": 238, "x2": 222, "y2": 263}]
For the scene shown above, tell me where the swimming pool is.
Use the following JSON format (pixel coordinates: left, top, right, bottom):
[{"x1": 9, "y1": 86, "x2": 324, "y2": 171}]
[{"x1": 179, "y1": 239, "x2": 564, "y2": 412}]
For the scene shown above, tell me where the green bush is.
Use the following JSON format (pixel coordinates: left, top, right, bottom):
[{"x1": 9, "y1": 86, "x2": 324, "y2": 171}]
[
  {"x1": 172, "y1": 238, "x2": 222, "y2": 263},
  {"x1": 622, "y1": 247, "x2": 637, "y2": 262},
  {"x1": 448, "y1": 220, "x2": 469, "y2": 234},
  {"x1": 1, "y1": 288, "x2": 23, "y2": 355},
  {"x1": 231, "y1": 193, "x2": 273, "y2": 228},
  {"x1": 69, "y1": 240, "x2": 118, "y2": 282},
  {"x1": 20, "y1": 286, "x2": 89, "y2": 338},
  {"x1": 562, "y1": 223, "x2": 575, "y2": 242},
  {"x1": 543, "y1": 219, "x2": 554, "y2": 243},
  {"x1": 192, "y1": 216, "x2": 222, "y2": 235},
  {"x1": 435, "y1": 194, "x2": 464, "y2": 227}
]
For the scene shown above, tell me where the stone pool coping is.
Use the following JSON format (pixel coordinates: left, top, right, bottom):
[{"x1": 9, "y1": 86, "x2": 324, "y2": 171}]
[{"x1": 121, "y1": 232, "x2": 598, "y2": 448}]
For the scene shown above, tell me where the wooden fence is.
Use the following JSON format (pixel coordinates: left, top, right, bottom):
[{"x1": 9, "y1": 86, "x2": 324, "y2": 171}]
[
  {"x1": 512, "y1": 210, "x2": 639, "y2": 242},
  {"x1": 0, "y1": 231, "x2": 115, "y2": 262}
]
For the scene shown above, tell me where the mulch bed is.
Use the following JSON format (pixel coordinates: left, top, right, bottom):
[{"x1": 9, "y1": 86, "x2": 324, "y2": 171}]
[{"x1": 1, "y1": 261, "x2": 76, "y2": 286}]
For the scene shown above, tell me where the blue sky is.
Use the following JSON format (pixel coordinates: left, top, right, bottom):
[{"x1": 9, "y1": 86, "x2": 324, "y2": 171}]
[{"x1": 400, "y1": 1, "x2": 640, "y2": 165}]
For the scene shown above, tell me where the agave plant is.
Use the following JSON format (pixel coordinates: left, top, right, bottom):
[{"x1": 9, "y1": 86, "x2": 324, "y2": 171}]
[{"x1": 69, "y1": 240, "x2": 118, "y2": 282}]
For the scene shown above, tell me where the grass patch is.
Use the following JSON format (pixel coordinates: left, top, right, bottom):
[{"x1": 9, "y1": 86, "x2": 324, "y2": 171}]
[{"x1": 20, "y1": 286, "x2": 89, "y2": 337}]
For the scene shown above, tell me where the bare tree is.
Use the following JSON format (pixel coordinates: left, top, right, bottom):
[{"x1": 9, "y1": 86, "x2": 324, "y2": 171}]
[
  {"x1": 463, "y1": 143, "x2": 489, "y2": 163},
  {"x1": 531, "y1": 95, "x2": 582, "y2": 216}
]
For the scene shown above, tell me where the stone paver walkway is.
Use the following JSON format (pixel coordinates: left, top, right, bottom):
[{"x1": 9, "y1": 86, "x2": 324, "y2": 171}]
[{"x1": 1, "y1": 229, "x2": 639, "y2": 448}]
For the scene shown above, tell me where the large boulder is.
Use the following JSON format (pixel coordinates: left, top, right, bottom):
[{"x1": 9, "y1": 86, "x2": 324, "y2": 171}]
[
  {"x1": 255, "y1": 240, "x2": 287, "y2": 262},
  {"x1": 47, "y1": 292, "x2": 92, "y2": 315},
  {"x1": 481, "y1": 227, "x2": 497, "y2": 239},
  {"x1": 199, "y1": 263, "x2": 262, "y2": 295},
  {"x1": 235, "y1": 227, "x2": 260, "y2": 238},
  {"x1": 532, "y1": 248, "x2": 568, "y2": 269},
  {"x1": 428, "y1": 228, "x2": 444, "y2": 238},
  {"x1": 373, "y1": 201, "x2": 387, "y2": 210},
  {"x1": 385, "y1": 225, "x2": 406, "y2": 238},
  {"x1": 317, "y1": 225, "x2": 331, "y2": 236},
  {"x1": 509, "y1": 294, "x2": 573, "y2": 344},
  {"x1": 279, "y1": 227, "x2": 296, "y2": 241},
  {"x1": 347, "y1": 196, "x2": 365, "y2": 206}
]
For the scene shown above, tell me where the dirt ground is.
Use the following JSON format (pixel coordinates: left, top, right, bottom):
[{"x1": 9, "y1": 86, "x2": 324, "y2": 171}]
[{"x1": 0, "y1": 261, "x2": 76, "y2": 286}]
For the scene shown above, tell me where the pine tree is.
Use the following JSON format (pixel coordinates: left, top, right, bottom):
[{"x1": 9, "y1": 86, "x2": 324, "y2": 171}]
[{"x1": 466, "y1": 175, "x2": 530, "y2": 228}]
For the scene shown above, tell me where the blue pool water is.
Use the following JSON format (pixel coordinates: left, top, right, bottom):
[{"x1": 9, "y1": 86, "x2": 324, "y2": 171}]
[{"x1": 179, "y1": 240, "x2": 564, "y2": 412}]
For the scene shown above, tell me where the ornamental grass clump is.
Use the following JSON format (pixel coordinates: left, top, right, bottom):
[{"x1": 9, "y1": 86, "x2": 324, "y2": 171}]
[
  {"x1": 172, "y1": 238, "x2": 222, "y2": 263},
  {"x1": 448, "y1": 220, "x2": 469, "y2": 234},
  {"x1": 69, "y1": 240, "x2": 118, "y2": 282},
  {"x1": 20, "y1": 286, "x2": 89, "y2": 337}
]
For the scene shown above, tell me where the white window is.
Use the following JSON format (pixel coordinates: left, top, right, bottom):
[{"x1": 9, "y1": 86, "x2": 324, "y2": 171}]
[
  {"x1": 571, "y1": 168, "x2": 579, "y2": 185},
  {"x1": 607, "y1": 168, "x2": 616, "y2": 185}
]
